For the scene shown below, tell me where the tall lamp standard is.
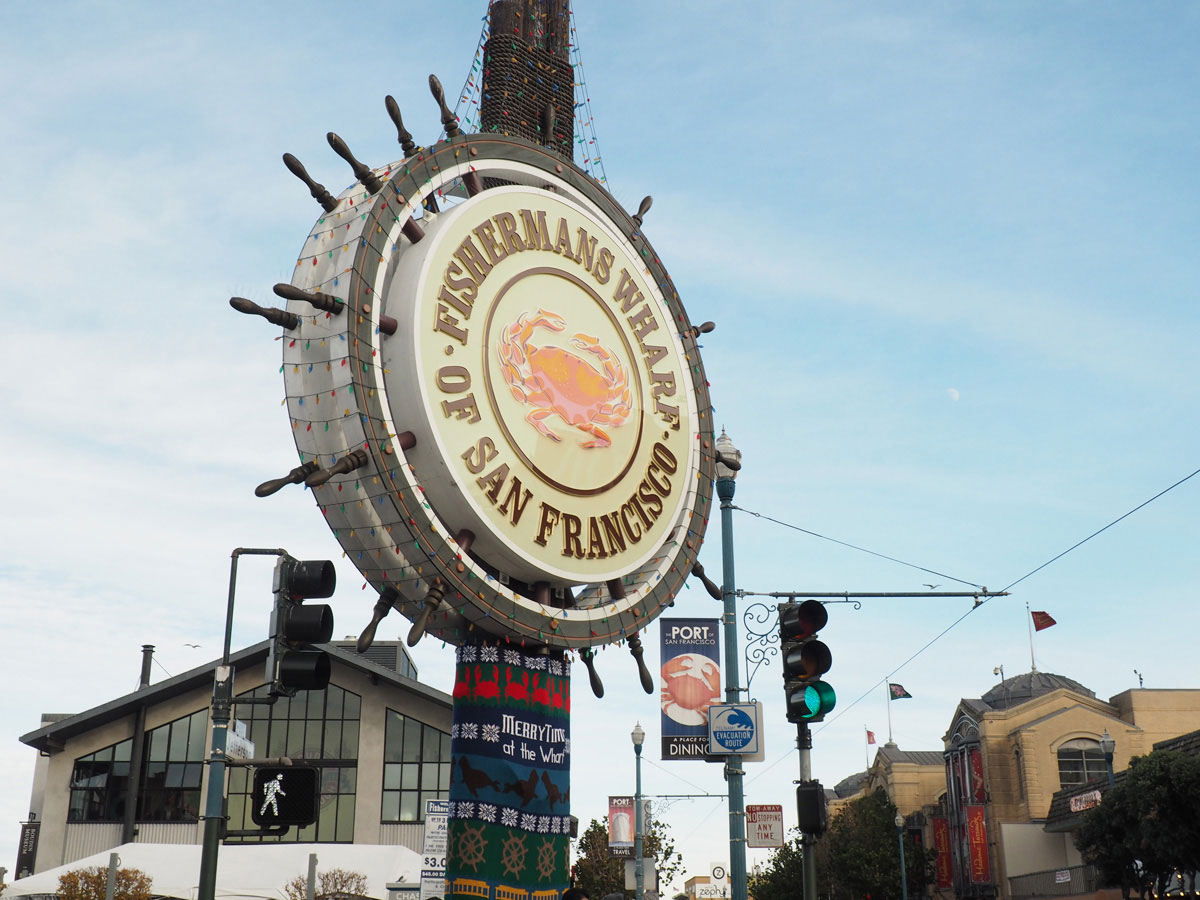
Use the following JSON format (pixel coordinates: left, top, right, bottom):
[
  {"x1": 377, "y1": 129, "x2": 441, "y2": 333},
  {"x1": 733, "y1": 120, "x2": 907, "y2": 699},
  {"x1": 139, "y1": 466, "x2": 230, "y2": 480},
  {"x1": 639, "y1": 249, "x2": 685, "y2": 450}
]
[
  {"x1": 632, "y1": 723, "x2": 646, "y2": 900},
  {"x1": 895, "y1": 812, "x2": 909, "y2": 900},
  {"x1": 1100, "y1": 731, "x2": 1116, "y2": 787},
  {"x1": 714, "y1": 430, "x2": 747, "y2": 900}
]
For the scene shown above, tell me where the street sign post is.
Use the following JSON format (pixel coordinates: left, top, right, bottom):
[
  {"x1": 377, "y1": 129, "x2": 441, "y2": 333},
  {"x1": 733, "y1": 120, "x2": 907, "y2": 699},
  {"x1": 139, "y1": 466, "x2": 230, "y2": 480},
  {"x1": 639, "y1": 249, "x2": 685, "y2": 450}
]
[{"x1": 746, "y1": 805, "x2": 784, "y2": 848}]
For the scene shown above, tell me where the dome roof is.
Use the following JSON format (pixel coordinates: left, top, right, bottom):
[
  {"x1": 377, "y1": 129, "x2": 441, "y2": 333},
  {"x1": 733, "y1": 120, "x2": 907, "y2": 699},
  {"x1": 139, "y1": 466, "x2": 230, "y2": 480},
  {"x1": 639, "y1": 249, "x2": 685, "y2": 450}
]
[{"x1": 981, "y1": 671, "x2": 1094, "y2": 709}]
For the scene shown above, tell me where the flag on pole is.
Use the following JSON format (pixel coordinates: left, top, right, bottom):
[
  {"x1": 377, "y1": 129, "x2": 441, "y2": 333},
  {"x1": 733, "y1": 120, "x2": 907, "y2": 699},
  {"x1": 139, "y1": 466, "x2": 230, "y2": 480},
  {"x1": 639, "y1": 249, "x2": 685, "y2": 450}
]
[
  {"x1": 1031, "y1": 610, "x2": 1057, "y2": 632},
  {"x1": 889, "y1": 683, "x2": 912, "y2": 699},
  {"x1": 866, "y1": 729, "x2": 877, "y2": 745}
]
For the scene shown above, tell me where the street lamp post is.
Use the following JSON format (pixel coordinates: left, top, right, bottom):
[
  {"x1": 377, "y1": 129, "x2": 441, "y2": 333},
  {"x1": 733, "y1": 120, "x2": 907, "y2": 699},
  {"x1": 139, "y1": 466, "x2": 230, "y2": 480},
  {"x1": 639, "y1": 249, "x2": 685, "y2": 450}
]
[
  {"x1": 632, "y1": 723, "x2": 646, "y2": 900},
  {"x1": 715, "y1": 430, "x2": 747, "y2": 900},
  {"x1": 1100, "y1": 730, "x2": 1116, "y2": 787},
  {"x1": 895, "y1": 812, "x2": 908, "y2": 900}
]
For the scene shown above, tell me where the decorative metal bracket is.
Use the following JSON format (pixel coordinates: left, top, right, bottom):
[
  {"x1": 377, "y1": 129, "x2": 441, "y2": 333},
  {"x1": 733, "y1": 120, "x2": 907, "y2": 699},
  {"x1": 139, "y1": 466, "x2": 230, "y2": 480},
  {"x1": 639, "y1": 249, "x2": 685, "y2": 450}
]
[{"x1": 742, "y1": 601, "x2": 781, "y2": 694}]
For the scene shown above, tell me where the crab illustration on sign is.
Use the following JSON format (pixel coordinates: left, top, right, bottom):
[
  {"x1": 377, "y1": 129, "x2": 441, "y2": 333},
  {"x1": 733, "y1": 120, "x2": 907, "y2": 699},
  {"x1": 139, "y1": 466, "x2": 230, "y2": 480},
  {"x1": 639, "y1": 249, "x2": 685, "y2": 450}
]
[{"x1": 497, "y1": 308, "x2": 632, "y2": 448}]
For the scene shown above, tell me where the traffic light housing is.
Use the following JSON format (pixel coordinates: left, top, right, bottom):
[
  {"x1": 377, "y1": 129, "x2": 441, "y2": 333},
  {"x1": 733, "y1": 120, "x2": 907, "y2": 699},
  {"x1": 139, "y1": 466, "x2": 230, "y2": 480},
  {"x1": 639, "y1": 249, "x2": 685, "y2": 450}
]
[
  {"x1": 251, "y1": 765, "x2": 320, "y2": 827},
  {"x1": 796, "y1": 781, "x2": 828, "y2": 837},
  {"x1": 779, "y1": 599, "x2": 836, "y2": 722},
  {"x1": 268, "y1": 557, "x2": 336, "y2": 693}
]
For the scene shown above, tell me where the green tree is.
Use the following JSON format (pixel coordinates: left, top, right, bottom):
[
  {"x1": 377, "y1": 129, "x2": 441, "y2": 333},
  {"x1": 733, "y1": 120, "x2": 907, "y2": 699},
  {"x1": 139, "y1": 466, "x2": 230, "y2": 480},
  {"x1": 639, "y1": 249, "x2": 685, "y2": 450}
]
[
  {"x1": 1076, "y1": 750, "x2": 1200, "y2": 900},
  {"x1": 814, "y1": 789, "x2": 932, "y2": 900},
  {"x1": 57, "y1": 866, "x2": 153, "y2": 900},
  {"x1": 748, "y1": 828, "x2": 805, "y2": 900},
  {"x1": 573, "y1": 815, "x2": 684, "y2": 899}
]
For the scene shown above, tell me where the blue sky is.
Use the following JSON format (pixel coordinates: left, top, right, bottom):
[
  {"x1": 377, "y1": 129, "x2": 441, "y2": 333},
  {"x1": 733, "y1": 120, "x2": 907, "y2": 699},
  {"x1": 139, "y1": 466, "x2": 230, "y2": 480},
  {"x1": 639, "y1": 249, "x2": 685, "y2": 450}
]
[{"x1": 3, "y1": 0, "x2": 1199, "y2": 887}]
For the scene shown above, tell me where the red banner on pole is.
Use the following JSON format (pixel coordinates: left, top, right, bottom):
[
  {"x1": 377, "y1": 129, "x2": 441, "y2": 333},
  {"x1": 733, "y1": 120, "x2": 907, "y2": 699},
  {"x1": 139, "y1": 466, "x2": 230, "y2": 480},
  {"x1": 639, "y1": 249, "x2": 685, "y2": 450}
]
[
  {"x1": 969, "y1": 746, "x2": 986, "y2": 802},
  {"x1": 966, "y1": 805, "x2": 990, "y2": 884},
  {"x1": 932, "y1": 817, "x2": 952, "y2": 889}
]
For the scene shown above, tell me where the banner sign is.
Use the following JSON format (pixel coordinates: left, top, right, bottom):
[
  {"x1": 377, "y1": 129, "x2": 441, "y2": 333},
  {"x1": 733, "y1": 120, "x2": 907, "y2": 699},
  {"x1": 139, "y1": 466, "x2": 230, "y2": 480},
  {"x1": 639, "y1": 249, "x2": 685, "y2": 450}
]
[
  {"x1": 16, "y1": 821, "x2": 40, "y2": 879},
  {"x1": 659, "y1": 618, "x2": 721, "y2": 760},
  {"x1": 932, "y1": 817, "x2": 952, "y2": 889},
  {"x1": 966, "y1": 805, "x2": 990, "y2": 884},
  {"x1": 447, "y1": 645, "x2": 570, "y2": 900},
  {"x1": 421, "y1": 799, "x2": 451, "y2": 900},
  {"x1": 968, "y1": 746, "x2": 986, "y2": 802},
  {"x1": 746, "y1": 805, "x2": 784, "y2": 848},
  {"x1": 608, "y1": 795, "x2": 634, "y2": 858}
]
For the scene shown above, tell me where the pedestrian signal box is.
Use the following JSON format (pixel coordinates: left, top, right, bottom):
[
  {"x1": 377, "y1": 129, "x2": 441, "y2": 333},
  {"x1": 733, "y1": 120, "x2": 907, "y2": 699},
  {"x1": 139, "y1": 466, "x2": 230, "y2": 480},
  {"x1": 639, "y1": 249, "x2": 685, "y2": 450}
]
[{"x1": 251, "y1": 765, "x2": 320, "y2": 827}]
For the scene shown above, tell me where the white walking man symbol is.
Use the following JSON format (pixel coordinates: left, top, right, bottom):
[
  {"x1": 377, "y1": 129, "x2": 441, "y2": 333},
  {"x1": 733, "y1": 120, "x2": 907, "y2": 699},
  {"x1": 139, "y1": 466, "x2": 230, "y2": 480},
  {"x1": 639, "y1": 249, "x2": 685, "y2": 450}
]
[{"x1": 259, "y1": 773, "x2": 286, "y2": 817}]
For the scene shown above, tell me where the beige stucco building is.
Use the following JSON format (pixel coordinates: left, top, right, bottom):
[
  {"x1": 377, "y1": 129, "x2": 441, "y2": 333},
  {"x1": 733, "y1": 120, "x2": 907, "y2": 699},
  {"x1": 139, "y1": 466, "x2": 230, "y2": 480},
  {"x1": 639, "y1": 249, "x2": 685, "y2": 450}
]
[{"x1": 822, "y1": 672, "x2": 1200, "y2": 900}]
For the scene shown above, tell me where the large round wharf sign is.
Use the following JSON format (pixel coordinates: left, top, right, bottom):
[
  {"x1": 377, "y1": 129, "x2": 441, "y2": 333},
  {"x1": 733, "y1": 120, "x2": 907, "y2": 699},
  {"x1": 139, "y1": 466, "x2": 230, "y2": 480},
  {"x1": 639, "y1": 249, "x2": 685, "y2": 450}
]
[{"x1": 272, "y1": 133, "x2": 715, "y2": 648}]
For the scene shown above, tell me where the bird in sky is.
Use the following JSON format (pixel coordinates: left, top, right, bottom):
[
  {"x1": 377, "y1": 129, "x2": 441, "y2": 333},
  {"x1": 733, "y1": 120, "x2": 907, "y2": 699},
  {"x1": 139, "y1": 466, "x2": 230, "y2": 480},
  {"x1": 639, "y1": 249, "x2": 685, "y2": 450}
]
[
  {"x1": 183, "y1": 643, "x2": 201, "y2": 648},
  {"x1": 923, "y1": 584, "x2": 940, "y2": 590}
]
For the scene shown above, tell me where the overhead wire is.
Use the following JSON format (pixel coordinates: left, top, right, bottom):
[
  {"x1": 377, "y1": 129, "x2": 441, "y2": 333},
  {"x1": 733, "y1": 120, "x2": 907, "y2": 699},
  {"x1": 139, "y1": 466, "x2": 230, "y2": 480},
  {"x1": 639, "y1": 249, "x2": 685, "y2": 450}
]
[{"x1": 743, "y1": 463, "x2": 1200, "y2": 776}]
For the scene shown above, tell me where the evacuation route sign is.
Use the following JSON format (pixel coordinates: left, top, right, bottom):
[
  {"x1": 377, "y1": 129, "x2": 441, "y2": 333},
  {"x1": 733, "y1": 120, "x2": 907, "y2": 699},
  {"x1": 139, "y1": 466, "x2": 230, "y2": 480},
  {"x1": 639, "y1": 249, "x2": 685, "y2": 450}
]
[
  {"x1": 746, "y1": 805, "x2": 784, "y2": 848},
  {"x1": 420, "y1": 798, "x2": 450, "y2": 900}
]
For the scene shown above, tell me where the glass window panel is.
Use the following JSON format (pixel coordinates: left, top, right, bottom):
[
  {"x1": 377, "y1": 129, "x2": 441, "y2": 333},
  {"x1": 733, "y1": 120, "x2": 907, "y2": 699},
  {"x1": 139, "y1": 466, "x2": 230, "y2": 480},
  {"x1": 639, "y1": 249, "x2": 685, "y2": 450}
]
[
  {"x1": 384, "y1": 712, "x2": 404, "y2": 763},
  {"x1": 229, "y1": 767, "x2": 247, "y2": 792},
  {"x1": 343, "y1": 691, "x2": 360, "y2": 720},
  {"x1": 402, "y1": 764, "x2": 419, "y2": 790},
  {"x1": 402, "y1": 719, "x2": 421, "y2": 762},
  {"x1": 228, "y1": 793, "x2": 246, "y2": 829},
  {"x1": 291, "y1": 692, "x2": 310, "y2": 719},
  {"x1": 422, "y1": 762, "x2": 438, "y2": 789},
  {"x1": 339, "y1": 768, "x2": 356, "y2": 793},
  {"x1": 384, "y1": 765, "x2": 402, "y2": 790},
  {"x1": 337, "y1": 795, "x2": 355, "y2": 841},
  {"x1": 400, "y1": 791, "x2": 418, "y2": 822},
  {"x1": 94, "y1": 745, "x2": 114, "y2": 763},
  {"x1": 422, "y1": 726, "x2": 440, "y2": 761},
  {"x1": 144, "y1": 761, "x2": 167, "y2": 788},
  {"x1": 183, "y1": 763, "x2": 203, "y2": 788},
  {"x1": 148, "y1": 725, "x2": 169, "y2": 761},
  {"x1": 286, "y1": 723, "x2": 305, "y2": 757},
  {"x1": 307, "y1": 689, "x2": 325, "y2": 720},
  {"x1": 165, "y1": 764, "x2": 185, "y2": 788},
  {"x1": 187, "y1": 712, "x2": 208, "y2": 760},
  {"x1": 439, "y1": 763, "x2": 450, "y2": 791},
  {"x1": 274, "y1": 694, "x2": 291, "y2": 720},
  {"x1": 111, "y1": 761, "x2": 129, "y2": 778},
  {"x1": 325, "y1": 721, "x2": 343, "y2": 759},
  {"x1": 269, "y1": 723, "x2": 288, "y2": 758},
  {"x1": 317, "y1": 800, "x2": 337, "y2": 842},
  {"x1": 441, "y1": 733, "x2": 451, "y2": 759},
  {"x1": 248, "y1": 720, "x2": 265, "y2": 747},
  {"x1": 297, "y1": 821, "x2": 317, "y2": 843},
  {"x1": 168, "y1": 721, "x2": 188, "y2": 760},
  {"x1": 341, "y1": 721, "x2": 359, "y2": 760},
  {"x1": 308, "y1": 720, "x2": 327, "y2": 758},
  {"x1": 140, "y1": 790, "x2": 166, "y2": 820},
  {"x1": 113, "y1": 740, "x2": 131, "y2": 762},
  {"x1": 382, "y1": 791, "x2": 400, "y2": 821},
  {"x1": 69, "y1": 791, "x2": 87, "y2": 821},
  {"x1": 326, "y1": 686, "x2": 344, "y2": 720}
]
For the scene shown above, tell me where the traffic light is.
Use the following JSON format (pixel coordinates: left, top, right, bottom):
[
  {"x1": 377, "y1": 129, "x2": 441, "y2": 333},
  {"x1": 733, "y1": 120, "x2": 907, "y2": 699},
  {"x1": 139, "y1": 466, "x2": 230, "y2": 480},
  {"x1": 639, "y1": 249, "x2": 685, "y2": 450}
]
[
  {"x1": 268, "y1": 557, "x2": 336, "y2": 693},
  {"x1": 251, "y1": 765, "x2": 320, "y2": 827},
  {"x1": 796, "y1": 781, "x2": 828, "y2": 837},
  {"x1": 779, "y1": 599, "x2": 836, "y2": 722}
]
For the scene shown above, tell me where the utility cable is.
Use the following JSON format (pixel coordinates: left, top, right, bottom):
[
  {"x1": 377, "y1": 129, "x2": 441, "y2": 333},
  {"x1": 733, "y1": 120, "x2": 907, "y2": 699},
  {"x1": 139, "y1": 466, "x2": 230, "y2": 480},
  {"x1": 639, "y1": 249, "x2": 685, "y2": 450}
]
[{"x1": 733, "y1": 506, "x2": 984, "y2": 589}]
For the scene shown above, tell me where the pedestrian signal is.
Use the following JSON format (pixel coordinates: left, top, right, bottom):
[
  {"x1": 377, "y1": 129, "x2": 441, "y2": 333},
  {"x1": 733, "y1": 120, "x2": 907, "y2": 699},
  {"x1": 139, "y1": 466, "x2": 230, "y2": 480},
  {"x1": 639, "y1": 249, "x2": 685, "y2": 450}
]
[{"x1": 251, "y1": 765, "x2": 320, "y2": 827}]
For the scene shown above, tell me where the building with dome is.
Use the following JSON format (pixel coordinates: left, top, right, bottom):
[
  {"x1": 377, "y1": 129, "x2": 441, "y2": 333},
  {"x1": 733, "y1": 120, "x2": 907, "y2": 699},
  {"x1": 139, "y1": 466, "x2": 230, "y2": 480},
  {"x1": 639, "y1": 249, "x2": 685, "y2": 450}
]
[{"x1": 938, "y1": 671, "x2": 1200, "y2": 900}]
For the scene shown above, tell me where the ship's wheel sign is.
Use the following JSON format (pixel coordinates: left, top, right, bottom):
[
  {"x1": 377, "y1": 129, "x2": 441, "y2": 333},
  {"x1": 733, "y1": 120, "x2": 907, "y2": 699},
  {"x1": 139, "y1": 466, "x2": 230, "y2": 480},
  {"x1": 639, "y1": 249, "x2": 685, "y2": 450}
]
[{"x1": 239, "y1": 103, "x2": 716, "y2": 655}]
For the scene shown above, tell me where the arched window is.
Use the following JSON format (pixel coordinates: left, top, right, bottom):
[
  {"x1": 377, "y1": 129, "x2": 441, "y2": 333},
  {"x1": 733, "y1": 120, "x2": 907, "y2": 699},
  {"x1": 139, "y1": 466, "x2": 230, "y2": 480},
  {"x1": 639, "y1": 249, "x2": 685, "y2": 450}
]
[{"x1": 1057, "y1": 738, "x2": 1107, "y2": 789}]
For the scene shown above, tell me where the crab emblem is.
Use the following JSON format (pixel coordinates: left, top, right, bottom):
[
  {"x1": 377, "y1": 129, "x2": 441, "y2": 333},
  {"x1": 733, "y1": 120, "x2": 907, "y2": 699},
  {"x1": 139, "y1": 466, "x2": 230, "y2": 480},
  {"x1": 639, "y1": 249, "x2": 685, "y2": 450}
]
[{"x1": 497, "y1": 308, "x2": 632, "y2": 448}]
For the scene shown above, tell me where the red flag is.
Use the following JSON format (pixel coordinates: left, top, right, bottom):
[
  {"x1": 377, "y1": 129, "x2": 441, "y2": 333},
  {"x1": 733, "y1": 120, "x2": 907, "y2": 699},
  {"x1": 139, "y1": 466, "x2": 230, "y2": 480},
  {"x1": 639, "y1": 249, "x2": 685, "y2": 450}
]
[
  {"x1": 1031, "y1": 610, "x2": 1057, "y2": 632},
  {"x1": 866, "y1": 730, "x2": 877, "y2": 745}
]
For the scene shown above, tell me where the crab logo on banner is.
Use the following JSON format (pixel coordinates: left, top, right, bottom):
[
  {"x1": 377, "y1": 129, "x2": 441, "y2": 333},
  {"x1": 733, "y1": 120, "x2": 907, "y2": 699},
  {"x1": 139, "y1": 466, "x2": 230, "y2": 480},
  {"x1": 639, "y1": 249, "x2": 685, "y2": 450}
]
[{"x1": 659, "y1": 618, "x2": 721, "y2": 760}]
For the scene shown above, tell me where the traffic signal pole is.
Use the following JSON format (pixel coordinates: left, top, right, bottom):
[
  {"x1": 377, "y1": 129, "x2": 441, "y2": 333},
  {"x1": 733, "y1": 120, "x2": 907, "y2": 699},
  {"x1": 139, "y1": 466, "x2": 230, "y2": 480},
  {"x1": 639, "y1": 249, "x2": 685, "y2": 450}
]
[
  {"x1": 797, "y1": 722, "x2": 816, "y2": 900},
  {"x1": 198, "y1": 548, "x2": 286, "y2": 900},
  {"x1": 717, "y1": 465, "x2": 747, "y2": 900}
]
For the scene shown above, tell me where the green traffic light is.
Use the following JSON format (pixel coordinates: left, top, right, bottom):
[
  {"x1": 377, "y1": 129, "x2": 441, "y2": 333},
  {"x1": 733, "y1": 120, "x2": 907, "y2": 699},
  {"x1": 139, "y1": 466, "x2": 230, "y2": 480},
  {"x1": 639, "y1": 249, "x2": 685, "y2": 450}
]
[{"x1": 799, "y1": 681, "x2": 837, "y2": 719}]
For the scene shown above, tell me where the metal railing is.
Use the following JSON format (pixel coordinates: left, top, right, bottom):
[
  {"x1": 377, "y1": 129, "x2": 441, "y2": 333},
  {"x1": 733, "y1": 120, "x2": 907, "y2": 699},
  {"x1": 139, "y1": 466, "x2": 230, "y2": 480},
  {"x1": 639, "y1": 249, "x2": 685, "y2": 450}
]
[{"x1": 1009, "y1": 864, "x2": 1099, "y2": 900}]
